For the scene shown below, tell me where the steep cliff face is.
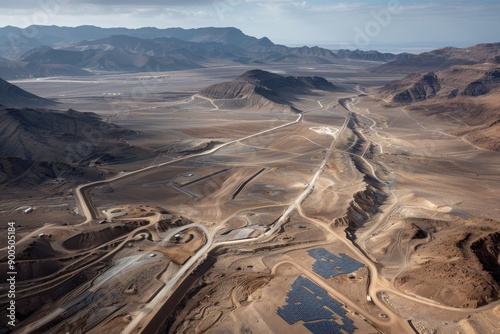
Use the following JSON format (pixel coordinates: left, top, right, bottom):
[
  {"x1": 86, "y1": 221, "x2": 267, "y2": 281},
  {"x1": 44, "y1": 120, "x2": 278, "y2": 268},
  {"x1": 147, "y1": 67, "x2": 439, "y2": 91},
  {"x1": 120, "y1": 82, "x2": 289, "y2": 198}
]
[
  {"x1": 333, "y1": 184, "x2": 387, "y2": 237},
  {"x1": 471, "y1": 232, "x2": 500, "y2": 283}
]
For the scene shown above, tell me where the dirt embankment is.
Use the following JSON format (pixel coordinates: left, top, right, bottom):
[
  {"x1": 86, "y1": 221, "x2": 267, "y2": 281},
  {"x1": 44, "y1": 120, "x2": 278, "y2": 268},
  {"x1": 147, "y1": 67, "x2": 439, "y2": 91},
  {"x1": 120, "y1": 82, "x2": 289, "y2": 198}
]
[
  {"x1": 0, "y1": 260, "x2": 64, "y2": 282},
  {"x1": 333, "y1": 184, "x2": 387, "y2": 237},
  {"x1": 471, "y1": 231, "x2": 500, "y2": 283},
  {"x1": 62, "y1": 222, "x2": 147, "y2": 250},
  {"x1": 333, "y1": 156, "x2": 388, "y2": 239},
  {"x1": 331, "y1": 109, "x2": 390, "y2": 237},
  {"x1": 156, "y1": 214, "x2": 193, "y2": 232},
  {"x1": 18, "y1": 239, "x2": 60, "y2": 259},
  {"x1": 0, "y1": 239, "x2": 64, "y2": 281},
  {"x1": 178, "y1": 141, "x2": 221, "y2": 155}
]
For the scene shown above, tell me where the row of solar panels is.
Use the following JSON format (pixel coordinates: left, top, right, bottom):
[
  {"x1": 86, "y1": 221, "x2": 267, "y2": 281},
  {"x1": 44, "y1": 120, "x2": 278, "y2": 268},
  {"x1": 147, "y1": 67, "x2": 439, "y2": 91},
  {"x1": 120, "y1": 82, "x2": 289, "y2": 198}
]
[
  {"x1": 308, "y1": 248, "x2": 364, "y2": 279},
  {"x1": 276, "y1": 276, "x2": 357, "y2": 333},
  {"x1": 305, "y1": 319, "x2": 356, "y2": 334}
]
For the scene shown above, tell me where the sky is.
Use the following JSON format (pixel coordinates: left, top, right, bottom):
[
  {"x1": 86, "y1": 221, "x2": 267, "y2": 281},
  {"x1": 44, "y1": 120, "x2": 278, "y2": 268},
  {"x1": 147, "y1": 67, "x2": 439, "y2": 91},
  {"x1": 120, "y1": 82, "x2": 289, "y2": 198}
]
[{"x1": 2, "y1": 0, "x2": 499, "y2": 52}]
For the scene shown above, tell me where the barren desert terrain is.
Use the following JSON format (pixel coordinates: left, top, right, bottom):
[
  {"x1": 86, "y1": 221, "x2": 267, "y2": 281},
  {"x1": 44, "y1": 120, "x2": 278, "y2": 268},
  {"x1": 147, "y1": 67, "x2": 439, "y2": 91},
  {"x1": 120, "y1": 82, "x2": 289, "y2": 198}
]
[{"x1": 0, "y1": 59, "x2": 499, "y2": 334}]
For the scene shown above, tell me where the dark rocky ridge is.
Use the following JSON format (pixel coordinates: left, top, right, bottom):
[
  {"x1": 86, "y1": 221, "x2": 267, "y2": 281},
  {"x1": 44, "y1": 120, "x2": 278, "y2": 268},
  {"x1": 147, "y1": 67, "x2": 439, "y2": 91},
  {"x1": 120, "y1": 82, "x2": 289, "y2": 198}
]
[
  {"x1": 462, "y1": 68, "x2": 500, "y2": 96},
  {"x1": 387, "y1": 72, "x2": 441, "y2": 103},
  {"x1": 0, "y1": 77, "x2": 55, "y2": 107},
  {"x1": 0, "y1": 157, "x2": 103, "y2": 189},
  {"x1": 0, "y1": 107, "x2": 134, "y2": 163},
  {"x1": 378, "y1": 63, "x2": 500, "y2": 151},
  {"x1": 472, "y1": 232, "x2": 500, "y2": 284},
  {"x1": 0, "y1": 106, "x2": 157, "y2": 190},
  {"x1": 380, "y1": 64, "x2": 500, "y2": 104}
]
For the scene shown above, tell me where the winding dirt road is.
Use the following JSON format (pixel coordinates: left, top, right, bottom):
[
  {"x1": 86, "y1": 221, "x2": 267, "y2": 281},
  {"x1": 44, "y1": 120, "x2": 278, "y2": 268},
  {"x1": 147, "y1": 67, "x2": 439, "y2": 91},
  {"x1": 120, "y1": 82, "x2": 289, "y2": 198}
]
[{"x1": 67, "y1": 92, "x2": 500, "y2": 334}]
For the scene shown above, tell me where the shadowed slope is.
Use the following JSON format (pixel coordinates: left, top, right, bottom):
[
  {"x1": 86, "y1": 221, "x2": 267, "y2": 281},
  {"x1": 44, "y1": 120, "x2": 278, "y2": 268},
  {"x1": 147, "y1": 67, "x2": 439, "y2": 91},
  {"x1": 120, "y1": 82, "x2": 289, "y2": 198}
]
[
  {"x1": 199, "y1": 69, "x2": 337, "y2": 112},
  {"x1": 0, "y1": 77, "x2": 55, "y2": 107}
]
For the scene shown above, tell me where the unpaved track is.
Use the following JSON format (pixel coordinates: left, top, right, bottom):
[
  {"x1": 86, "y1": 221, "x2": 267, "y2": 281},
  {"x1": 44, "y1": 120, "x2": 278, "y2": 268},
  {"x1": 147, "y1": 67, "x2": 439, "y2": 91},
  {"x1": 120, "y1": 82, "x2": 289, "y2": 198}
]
[{"x1": 66, "y1": 92, "x2": 500, "y2": 334}]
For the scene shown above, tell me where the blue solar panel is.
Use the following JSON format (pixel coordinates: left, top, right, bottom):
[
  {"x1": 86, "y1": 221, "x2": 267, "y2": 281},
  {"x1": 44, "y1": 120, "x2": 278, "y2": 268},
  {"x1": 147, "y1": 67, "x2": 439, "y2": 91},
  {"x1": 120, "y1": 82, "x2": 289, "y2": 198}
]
[
  {"x1": 276, "y1": 276, "x2": 358, "y2": 333},
  {"x1": 304, "y1": 320, "x2": 343, "y2": 334},
  {"x1": 308, "y1": 248, "x2": 364, "y2": 279},
  {"x1": 278, "y1": 276, "x2": 324, "y2": 323}
]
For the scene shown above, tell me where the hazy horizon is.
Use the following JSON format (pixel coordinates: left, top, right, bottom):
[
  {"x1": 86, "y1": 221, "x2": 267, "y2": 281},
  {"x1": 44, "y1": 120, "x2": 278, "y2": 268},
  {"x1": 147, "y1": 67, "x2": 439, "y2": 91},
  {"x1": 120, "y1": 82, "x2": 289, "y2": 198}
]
[
  {"x1": 1, "y1": 23, "x2": 477, "y2": 54},
  {"x1": 1, "y1": 0, "x2": 499, "y2": 52}
]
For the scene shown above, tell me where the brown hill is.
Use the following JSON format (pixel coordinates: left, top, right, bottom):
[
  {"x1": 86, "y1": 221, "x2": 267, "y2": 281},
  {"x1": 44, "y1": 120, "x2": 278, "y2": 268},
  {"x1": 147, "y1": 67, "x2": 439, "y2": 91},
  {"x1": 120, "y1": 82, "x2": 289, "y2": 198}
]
[
  {"x1": 379, "y1": 63, "x2": 500, "y2": 151},
  {"x1": 448, "y1": 113, "x2": 500, "y2": 151},
  {"x1": 0, "y1": 77, "x2": 55, "y2": 107},
  {"x1": 0, "y1": 107, "x2": 135, "y2": 163},
  {"x1": 381, "y1": 72, "x2": 441, "y2": 103},
  {"x1": 395, "y1": 218, "x2": 500, "y2": 308},
  {"x1": 199, "y1": 69, "x2": 338, "y2": 112},
  {"x1": 490, "y1": 55, "x2": 500, "y2": 64},
  {"x1": 371, "y1": 42, "x2": 500, "y2": 73},
  {"x1": 381, "y1": 64, "x2": 500, "y2": 103},
  {"x1": 0, "y1": 106, "x2": 157, "y2": 189}
]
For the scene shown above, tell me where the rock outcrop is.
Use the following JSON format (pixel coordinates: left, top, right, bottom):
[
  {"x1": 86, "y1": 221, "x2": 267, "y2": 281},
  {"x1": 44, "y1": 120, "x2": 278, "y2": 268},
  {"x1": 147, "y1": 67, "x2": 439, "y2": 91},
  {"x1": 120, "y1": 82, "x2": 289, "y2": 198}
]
[{"x1": 390, "y1": 72, "x2": 441, "y2": 103}]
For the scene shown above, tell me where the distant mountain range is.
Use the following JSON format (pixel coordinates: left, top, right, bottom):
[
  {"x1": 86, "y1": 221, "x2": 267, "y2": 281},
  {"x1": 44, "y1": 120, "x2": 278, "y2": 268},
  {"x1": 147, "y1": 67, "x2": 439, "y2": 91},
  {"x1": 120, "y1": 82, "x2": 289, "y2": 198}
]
[
  {"x1": 371, "y1": 43, "x2": 500, "y2": 73},
  {"x1": 0, "y1": 25, "x2": 410, "y2": 79},
  {"x1": 0, "y1": 25, "x2": 272, "y2": 57},
  {"x1": 200, "y1": 69, "x2": 339, "y2": 112},
  {"x1": 1, "y1": 26, "x2": 499, "y2": 79}
]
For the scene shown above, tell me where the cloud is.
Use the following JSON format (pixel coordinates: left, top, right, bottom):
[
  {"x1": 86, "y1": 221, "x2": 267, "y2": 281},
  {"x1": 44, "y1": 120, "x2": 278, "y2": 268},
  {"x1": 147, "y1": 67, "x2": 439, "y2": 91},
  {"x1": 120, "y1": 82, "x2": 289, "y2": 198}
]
[
  {"x1": 307, "y1": 3, "x2": 362, "y2": 12},
  {"x1": 0, "y1": 0, "x2": 211, "y2": 10},
  {"x1": 78, "y1": 0, "x2": 209, "y2": 6}
]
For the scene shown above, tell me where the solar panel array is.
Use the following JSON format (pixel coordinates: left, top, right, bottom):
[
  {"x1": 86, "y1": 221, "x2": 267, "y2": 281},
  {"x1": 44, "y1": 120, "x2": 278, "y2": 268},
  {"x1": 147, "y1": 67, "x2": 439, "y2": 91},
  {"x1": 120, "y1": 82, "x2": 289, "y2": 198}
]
[
  {"x1": 305, "y1": 319, "x2": 356, "y2": 334},
  {"x1": 276, "y1": 275, "x2": 357, "y2": 334},
  {"x1": 308, "y1": 248, "x2": 364, "y2": 279}
]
